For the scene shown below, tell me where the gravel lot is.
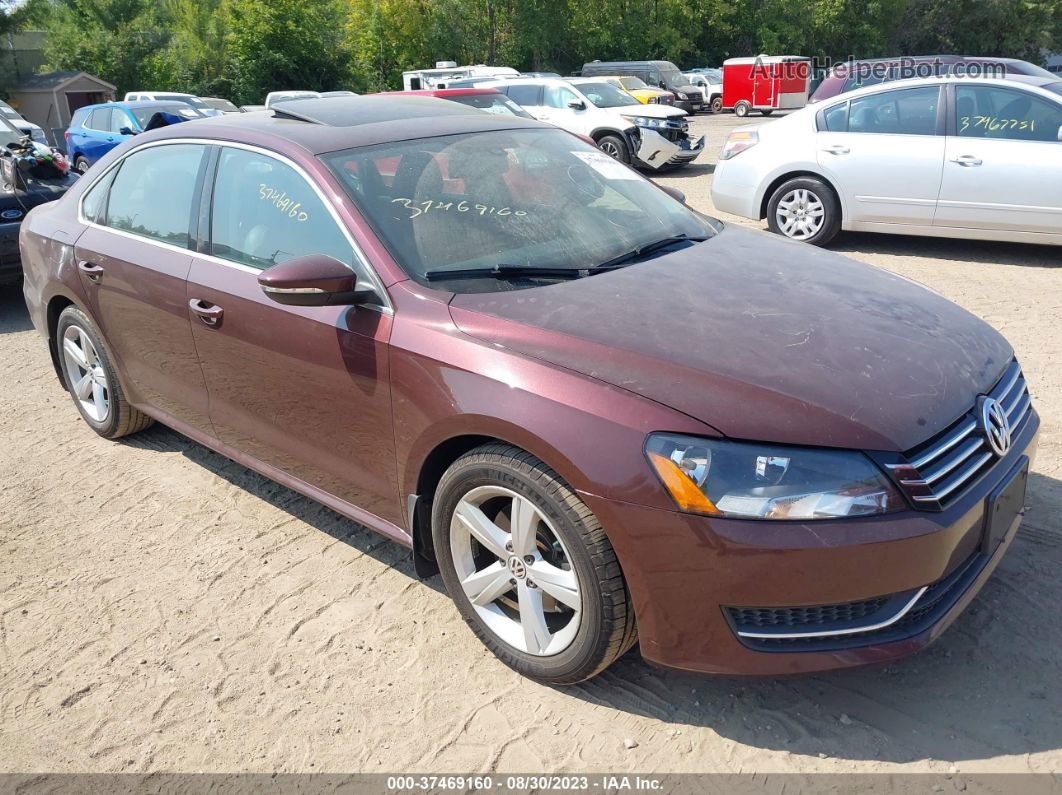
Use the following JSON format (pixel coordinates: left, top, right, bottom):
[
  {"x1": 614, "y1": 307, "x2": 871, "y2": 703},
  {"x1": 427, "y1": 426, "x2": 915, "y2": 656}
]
[{"x1": 2, "y1": 111, "x2": 1060, "y2": 775}]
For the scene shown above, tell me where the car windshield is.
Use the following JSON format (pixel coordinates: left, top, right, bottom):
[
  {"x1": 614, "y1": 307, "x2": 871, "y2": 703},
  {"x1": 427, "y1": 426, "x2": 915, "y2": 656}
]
[
  {"x1": 659, "y1": 69, "x2": 687, "y2": 89},
  {"x1": 153, "y1": 94, "x2": 210, "y2": 109},
  {"x1": 129, "y1": 104, "x2": 201, "y2": 126},
  {"x1": 0, "y1": 114, "x2": 22, "y2": 146},
  {"x1": 0, "y1": 102, "x2": 21, "y2": 120},
  {"x1": 203, "y1": 98, "x2": 238, "y2": 111},
  {"x1": 702, "y1": 68, "x2": 722, "y2": 82},
  {"x1": 445, "y1": 93, "x2": 533, "y2": 118},
  {"x1": 322, "y1": 127, "x2": 716, "y2": 293},
  {"x1": 575, "y1": 82, "x2": 640, "y2": 108},
  {"x1": 619, "y1": 77, "x2": 648, "y2": 90}
]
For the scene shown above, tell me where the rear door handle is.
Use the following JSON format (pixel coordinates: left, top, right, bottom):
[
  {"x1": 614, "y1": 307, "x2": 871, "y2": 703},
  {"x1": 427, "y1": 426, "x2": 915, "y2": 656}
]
[
  {"x1": 78, "y1": 261, "x2": 104, "y2": 282},
  {"x1": 822, "y1": 145, "x2": 850, "y2": 155},
  {"x1": 950, "y1": 155, "x2": 982, "y2": 167},
  {"x1": 188, "y1": 298, "x2": 224, "y2": 327}
]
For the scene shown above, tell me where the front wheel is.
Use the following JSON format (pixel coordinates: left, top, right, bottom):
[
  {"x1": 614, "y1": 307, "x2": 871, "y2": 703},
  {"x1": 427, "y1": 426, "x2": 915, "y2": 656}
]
[
  {"x1": 74, "y1": 156, "x2": 90, "y2": 174},
  {"x1": 766, "y1": 176, "x2": 841, "y2": 246},
  {"x1": 710, "y1": 96, "x2": 723, "y2": 113},
  {"x1": 432, "y1": 444, "x2": 637, "y2": 683},
  {"x1": 733, "y1": 101, "x2": 750, "y2": 117},
  {"x1": 595, "y1": 134, "x2": 630, "y2": 164}
]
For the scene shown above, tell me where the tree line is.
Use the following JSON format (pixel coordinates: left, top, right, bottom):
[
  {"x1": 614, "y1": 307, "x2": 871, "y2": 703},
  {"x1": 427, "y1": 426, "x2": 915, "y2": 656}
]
[{"x1": 5, "y1": 0, "x2": 1061, "y2": 106}]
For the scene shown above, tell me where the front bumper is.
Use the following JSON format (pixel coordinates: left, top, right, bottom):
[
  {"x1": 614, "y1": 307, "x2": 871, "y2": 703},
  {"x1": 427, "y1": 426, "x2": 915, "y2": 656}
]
[
  {"x1": 0, "y1": 220, "x2": 22, "y2": 278},
  {"x1": 581, "y1": 411, "x2": 1039, "y2": 675}
]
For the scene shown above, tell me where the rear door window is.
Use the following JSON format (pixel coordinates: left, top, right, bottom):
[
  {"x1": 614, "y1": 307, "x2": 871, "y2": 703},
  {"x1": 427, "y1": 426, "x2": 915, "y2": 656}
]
[
  {"x1": 103, "y1": 143, "x2": 208, "y2": 248},
  {"x1": 544, "y1": 85, "x2": 579, "y2": 109},
  {"x1": 847, "y1": 86, "x2": 940, "y2": 135},
  {"x1": 87, "y1": 108, "x2": 111, "y2": 131},
  {"x1": 505, "y1": 83, "x2": 543, "y2": 107}
]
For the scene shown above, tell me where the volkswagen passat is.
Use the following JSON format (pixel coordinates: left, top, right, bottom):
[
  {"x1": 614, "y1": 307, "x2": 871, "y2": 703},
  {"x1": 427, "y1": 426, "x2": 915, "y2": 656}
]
[
  {"x1": 712, "y1": 75, "x2": 1062, "y2": 246},
  {"x1": 21, "y1": 97, "x2": 1037, "y2": 682}
]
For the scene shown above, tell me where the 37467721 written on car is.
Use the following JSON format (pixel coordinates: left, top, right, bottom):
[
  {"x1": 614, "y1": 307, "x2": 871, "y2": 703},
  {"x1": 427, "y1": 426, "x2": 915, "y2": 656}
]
[{"x1": 20, "y1": 96, "x2": 1037, "y2": 682}]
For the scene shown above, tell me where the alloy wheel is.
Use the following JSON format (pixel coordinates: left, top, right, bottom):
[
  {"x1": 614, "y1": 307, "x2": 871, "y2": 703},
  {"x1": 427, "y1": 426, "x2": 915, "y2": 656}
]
[
  {"x1": 61, "y1": 324, "x2": 109, "y2": 422},
  {"x1": 775, "y1": 188, "x2": 825, "y2": 240},
  {"x1": 449, "y1": 485, "x2": 581, "y2": 656},
  {"x1": 598, "y1": 140, "x2": 621, "y2": 159}
]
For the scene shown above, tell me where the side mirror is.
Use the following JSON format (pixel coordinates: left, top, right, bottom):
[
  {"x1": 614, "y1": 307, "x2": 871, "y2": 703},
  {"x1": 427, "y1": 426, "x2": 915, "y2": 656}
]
[
  {"x1": 567, "y1": 99, "x2": 586, "y2": 110},
  {"x1": 660, "y1": 185, "x2": 686, "y2": 204},
  {"x1": 258, "y1": 254, "x2": 370, "y2": 306},
  {"x1": 119, "y1": 127, "x2": 137, "y2": 136}
]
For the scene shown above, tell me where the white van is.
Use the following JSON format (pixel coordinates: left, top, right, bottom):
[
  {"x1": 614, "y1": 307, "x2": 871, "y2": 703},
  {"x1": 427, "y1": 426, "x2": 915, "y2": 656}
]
[
  {"x1": 123, "y1": 92, "x2": 223, "y2": 117},
  {"x1": 402, "y1": 63, "x2": 521, "y2": 91}
]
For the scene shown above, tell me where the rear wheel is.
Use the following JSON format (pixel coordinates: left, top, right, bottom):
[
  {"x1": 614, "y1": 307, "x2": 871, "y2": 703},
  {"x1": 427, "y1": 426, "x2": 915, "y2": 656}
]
[
  {"x1": 766, "y1": 176, "x2": 841, "y2": 246},
  {"x1": 733, "y1": 101, "x2": 751, "y2": 117},
  {"x1": 432, "y1": 443, "x2": 636, "y2": 684},
  {"x1": 596, "y1": 134, "x2": 630, "y2": 164},
  {"x1": 710, "y1": 96, "x2": 723, "y2": 113},
  {"x1": 56, "y1": 306, "x2": 153, "y2": 439},
  {"x1": 74, "y1": 156, "x2": 90, "y2": 174}
]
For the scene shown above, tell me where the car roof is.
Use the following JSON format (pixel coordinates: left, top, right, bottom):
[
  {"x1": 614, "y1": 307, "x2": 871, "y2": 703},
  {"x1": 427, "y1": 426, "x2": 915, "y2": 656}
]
[
  {"x1": 133, "y1": 95, "x2": 550, "y2": 154},
  {"x1": 384, "y1": 88, "x2": 504, "y2": 97}
]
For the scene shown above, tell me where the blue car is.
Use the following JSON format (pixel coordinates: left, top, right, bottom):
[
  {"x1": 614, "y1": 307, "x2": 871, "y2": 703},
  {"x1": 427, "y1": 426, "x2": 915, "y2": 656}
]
[{"x1": 65, "y1": 100, "x2": 206, "y2": 174}]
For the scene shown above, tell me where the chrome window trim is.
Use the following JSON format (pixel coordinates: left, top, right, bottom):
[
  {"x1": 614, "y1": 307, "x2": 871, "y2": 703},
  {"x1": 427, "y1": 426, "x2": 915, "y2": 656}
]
[
  {"x1": 736, "y1": 586, "x2": 929, "y2": 640},
  {"x1": 76, "y1": 136, "x2": 394, "y2": 314}
]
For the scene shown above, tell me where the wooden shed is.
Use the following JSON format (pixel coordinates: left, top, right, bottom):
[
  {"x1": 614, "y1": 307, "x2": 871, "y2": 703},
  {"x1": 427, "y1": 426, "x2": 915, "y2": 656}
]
[{"x1": 8, "y1": 71, "x2": 116, "y2": 138}]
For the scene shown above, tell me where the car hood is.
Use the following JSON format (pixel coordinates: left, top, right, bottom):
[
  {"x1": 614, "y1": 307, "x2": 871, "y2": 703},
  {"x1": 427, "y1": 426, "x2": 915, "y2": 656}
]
[
  {"x1": 616, "y1": 104, "x2": 686, "y2": 120},
  {"x1": 448, "y1": 225, "x2": 1012, "y2": 452}
]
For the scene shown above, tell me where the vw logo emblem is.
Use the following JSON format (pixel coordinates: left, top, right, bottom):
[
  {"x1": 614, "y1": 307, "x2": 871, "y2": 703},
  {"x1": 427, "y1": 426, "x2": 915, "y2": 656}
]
[
  {"x1": 0, "y1": 208, "x2": 22, "y2": 220},
  {"x1": 507, "y1": 556, "x2": 527, "y2": 579},
  {"x1": 979, "y1": 397, "x2": 1012, "y2": 457}
]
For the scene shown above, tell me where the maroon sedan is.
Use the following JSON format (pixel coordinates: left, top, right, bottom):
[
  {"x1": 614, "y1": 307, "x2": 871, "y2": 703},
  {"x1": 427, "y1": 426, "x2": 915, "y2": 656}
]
[{"x1": 20, "y1": 96, "x2": 1037, "y2": 683}]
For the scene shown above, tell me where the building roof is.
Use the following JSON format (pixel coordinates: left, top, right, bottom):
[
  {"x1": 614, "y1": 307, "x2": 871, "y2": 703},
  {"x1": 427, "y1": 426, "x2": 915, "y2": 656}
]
[{"x1": 15, "y1": 71, "x2": 117, "y2": 92}]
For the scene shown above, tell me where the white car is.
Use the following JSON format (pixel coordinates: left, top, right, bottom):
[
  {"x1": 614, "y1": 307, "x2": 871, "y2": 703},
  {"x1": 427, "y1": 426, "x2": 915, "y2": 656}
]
[
  {"x1": 683, "y1": 70, "x2": 723, "y2": 113},
  {"x1": 479, "y1": 77, "x2": 703, "y2": 169},
  {"x1": 264, "y1": 90, "x2": 322, "y2": 108},
  {"x1": 711, "y1": 75, "x2": 1062, "y2": 246},
  {"x1": 123, "y1": 92, "x2": 223, "y2": 117}
]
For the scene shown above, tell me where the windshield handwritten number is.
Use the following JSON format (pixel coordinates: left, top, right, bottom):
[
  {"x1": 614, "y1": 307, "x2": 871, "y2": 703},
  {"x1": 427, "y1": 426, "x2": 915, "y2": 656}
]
[
  {"x1": 392, "y1": 197, "x2": 527, "y2": 220},
  {"x1": 960, "y1": 116, "x2": 1036, "y2": 135}
]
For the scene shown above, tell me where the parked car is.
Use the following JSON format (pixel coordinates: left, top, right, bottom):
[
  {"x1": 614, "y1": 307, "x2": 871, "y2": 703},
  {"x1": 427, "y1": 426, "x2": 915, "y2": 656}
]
[
  {"x1": 521, "y1": 71, "x2": 561, "y2": 78},
  {"x1": 0, "y1": 100, "x2": 48, "y2": 144},
  {"x1": 123, "y1": 92, "x2": 224, "y2": 117},
  {"x1": 809, "y1": 56, "x2": 1056, "y2": 103},
  {"x1": 0, "y1": 114, "x2": 75, "y2": 283},
  {"x1": 581, "y1": 60, "x2": 703, "y2": 113},
  {"x1": 65, "y1": 101, "x2": 206, "y2": 173},
  {"x1": 264, "y1": 91, "x2": 321, "y2": 108},
  {"x1": 711, "y1": 75, "x2": 1062, "y2": 246},
  {"x1": 722, "y1": 55, "x2": 811, "y2": 117},
  {"x1": 599, "y1": 76, "x2": 675, "y2": 105},
  {"x1": 320, "y1": 91, "x2": 359, "y2": 98},
  {"x1": 385, "y1": 87, "x2": 534, "y2": 118},
  {"x1": 200, "y1": 97, "x2": 241, "y2": 114},
  {"x1": 239, "y1": 105, "x2": 267, "y2": 113},
  {"x1": 403, "y1": 64, "x2": 520, "y2": 91},
  {"x1": 21, "y1": 95, "x2": 1038, "y2": 682},
  {"x1": 479, "y1": 77, "x2": 702, "y2": 169},
  {"x1": 682, "y1": 70, "x2": 723, "y2": 113}
]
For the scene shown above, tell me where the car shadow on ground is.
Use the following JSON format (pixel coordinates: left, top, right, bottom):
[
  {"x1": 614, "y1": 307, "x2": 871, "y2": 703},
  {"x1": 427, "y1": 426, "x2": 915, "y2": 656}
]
[
  {"x1": 562, "y1": 471, "x2": 1062, "y2": 764},
  {"x1": 828, "y1": 232, "x2": 1062, "y2": 268},
  {"x1": 657, "y1": 162, "x2": 715, "y2": 180},
  {"x1": 0, "y1": 282, "x2": 33, "y2": 333},
  {"x1": 119, "y1": 423, "x2": 445, "y2": 595}
]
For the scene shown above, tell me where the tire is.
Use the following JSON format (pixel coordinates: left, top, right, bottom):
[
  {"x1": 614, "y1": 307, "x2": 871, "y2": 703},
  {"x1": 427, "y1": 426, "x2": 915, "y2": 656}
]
[
  {"x1": 596, "y1": 134, "x2": 630, "y2": 164},
  {"x1": 766, "y1": 176, "x2": 841, "y2": 246},
  {"x1": 74, "y1": 156, "x2": 90, "y2": 174},
  {"x1": 432, "y1": 443, "x2": 636, "y2": 684},
  {"x1": 761, "y1": 109, "x2": 774, "y2": 116},
  {"x1": 710, "y1": 96, "x2": 723, "y2": 114},
  {"x1": 733, "y1": 101, "x2": 750, "y2": 117},
  {"x1": 56, "y1": 305, "x2": 153, "y2": 439}
]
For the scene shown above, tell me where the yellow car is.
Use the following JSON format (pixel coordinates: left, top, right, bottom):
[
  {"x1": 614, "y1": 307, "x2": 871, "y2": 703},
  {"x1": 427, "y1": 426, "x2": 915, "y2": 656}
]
[{"x1": 601, "y1": 76, "x2": 675, "y2": 105}]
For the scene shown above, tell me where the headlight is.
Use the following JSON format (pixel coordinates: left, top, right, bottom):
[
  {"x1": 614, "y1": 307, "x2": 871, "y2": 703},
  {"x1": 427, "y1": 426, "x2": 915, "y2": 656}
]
[
  {"x1": 675, "y1": 92, "x2": 688, "y2": 100},
  {"x1": 719, "y1": 129, "x2": 759, "y2": 159},
  {"x1": 645, "y1": 434, "x2": 904, "y2": 520},
  {"x1": 627, "y1": 115, "x2": 668, "y2": 129}
]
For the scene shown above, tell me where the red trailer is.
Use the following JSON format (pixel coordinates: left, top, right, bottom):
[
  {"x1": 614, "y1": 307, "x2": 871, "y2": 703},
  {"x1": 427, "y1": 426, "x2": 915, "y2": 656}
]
[{"x1": 722, "y1": 55, "x2": 811, "y2": 117}]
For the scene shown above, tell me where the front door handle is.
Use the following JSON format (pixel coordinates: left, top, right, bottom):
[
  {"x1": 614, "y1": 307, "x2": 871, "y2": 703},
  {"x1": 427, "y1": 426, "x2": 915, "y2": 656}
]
[
  {"x1": 950, "y1": 155, "x2": 983, "y2": 167},
  {"x1": 188, "y1": 298, "x2": 224, "y2": 327},
  {"x1": 78, "y1": 261, "x2": 104, "y2": 283},
  {"x1": 822, "y1": 145, "x2": 850, "y2": 155}
]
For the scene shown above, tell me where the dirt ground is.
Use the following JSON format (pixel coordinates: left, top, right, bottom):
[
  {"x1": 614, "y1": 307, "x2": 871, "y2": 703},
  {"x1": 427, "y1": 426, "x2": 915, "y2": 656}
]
[{"x1": 1, "y1": 111, "x2": 1061, "y2": 776}]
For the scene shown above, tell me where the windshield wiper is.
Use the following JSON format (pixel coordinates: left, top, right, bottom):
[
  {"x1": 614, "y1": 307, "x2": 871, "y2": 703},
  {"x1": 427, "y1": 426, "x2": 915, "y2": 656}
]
[
  {"x1": 424, "y1": 264, "x2": 584, "y2": 282},
  {"x1": 592, "y1": 234, "x2": 709, "y2": 272}
]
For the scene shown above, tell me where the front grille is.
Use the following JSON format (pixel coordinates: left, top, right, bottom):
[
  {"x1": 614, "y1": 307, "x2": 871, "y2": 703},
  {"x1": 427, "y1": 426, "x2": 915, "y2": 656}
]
[
  {"x1": 728, "y1": 552, "x2": 984, "y2": 653},
  {"x1": 886, "y1": 360, "x2": 1032, "y2": 509}
]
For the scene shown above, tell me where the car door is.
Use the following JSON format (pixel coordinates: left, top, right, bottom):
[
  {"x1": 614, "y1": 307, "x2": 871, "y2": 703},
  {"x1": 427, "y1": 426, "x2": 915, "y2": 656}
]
[
  {"x1": 539, "y1": 83, "x2": 590, "y2": 134},
  {"x1": 185, "y1": 144, "x2": 400, "y2": 523},
  {"x1": 815, "y1": 84, "x2": 946, "y2": 225},
  {"x1": 935, "y1": 84, "x2": 1062, "y2": 233},
  {"x1": 81, "y1": 108, "x2": 117, "y2": 164},
  {"x1": 73, "y1": 142, "x2": 214, "y2": 432}
]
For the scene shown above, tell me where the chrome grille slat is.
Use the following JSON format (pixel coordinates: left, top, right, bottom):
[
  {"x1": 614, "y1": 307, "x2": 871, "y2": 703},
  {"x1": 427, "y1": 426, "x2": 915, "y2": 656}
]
[{"x1": 892, "y1": 360, "x2": 1032, "y2": 509}]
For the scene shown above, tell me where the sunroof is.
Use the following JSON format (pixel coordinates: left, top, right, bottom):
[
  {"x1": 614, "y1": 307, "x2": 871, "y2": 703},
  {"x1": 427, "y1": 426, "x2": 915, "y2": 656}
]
[{"x1": 270, "y1": 96, "x2": 475, "y2": 127}]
